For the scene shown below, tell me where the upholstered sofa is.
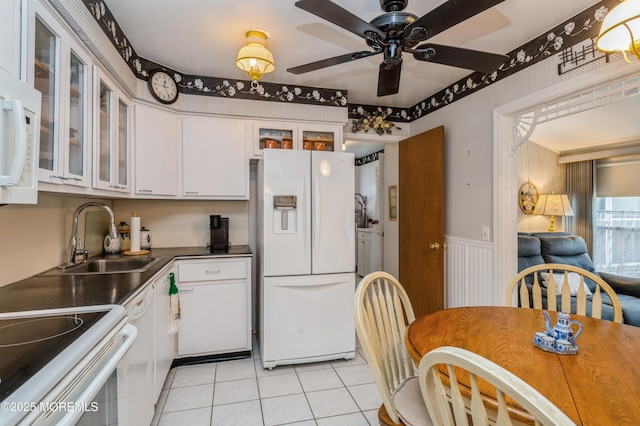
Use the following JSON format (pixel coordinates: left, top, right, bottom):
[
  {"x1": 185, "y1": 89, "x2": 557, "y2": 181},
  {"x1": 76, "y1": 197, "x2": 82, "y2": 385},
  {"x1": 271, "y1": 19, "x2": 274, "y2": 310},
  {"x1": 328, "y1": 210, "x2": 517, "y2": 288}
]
[{"x1": 517, "y1": 232, "x2": 640, "y2": 327}]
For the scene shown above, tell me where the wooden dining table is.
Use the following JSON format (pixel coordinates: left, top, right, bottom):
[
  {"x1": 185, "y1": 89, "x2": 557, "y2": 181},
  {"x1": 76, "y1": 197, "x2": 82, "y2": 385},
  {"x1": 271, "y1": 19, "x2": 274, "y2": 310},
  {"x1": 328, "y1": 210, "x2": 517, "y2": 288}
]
[{"x1": 405, "y1": 306, "x2": 640, "y2": 425}]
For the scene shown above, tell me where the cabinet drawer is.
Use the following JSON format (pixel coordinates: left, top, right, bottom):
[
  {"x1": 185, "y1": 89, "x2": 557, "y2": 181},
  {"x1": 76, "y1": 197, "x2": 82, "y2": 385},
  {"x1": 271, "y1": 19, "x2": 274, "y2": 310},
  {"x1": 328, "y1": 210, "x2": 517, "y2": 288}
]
[
  {"x1": 179, "y1": 260, "x2": 247, "y2": 282},
  {"x1": 358, "y1": 231, "x2": 372, "y2": 241}
]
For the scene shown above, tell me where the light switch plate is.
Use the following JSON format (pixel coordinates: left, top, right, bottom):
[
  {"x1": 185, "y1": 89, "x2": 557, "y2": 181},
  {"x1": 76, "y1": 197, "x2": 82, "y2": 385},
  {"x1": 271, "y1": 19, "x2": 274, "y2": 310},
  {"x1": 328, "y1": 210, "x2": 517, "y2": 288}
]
[{"x1": 482, "y1": 226, "x2": 490, "y2": 242}]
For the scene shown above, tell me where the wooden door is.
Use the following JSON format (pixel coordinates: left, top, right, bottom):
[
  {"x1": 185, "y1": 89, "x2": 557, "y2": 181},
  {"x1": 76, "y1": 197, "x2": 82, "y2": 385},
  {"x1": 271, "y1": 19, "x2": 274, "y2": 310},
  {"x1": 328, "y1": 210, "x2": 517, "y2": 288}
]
[{"x1": 399, "y1": 126, "x2": 445, "y2": 317}]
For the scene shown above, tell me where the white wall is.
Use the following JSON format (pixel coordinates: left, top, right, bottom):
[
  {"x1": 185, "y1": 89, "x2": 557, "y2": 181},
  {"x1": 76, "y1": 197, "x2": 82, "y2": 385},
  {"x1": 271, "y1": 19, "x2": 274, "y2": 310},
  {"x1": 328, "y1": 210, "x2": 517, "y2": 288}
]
[
  {"x1": 0, "y1": 193, "x2": 114, "y2": 287},
  {"x1": 355, "y1": 160, "x2": 380, "y2": 224},
  {"x1": 112, "y1": 199, "x2": 250, "y2": 248},
  {"x1": 517, "y1": 140, "x2": 565, "y2": 233},
  {"x1": 0, "y1": 192, "x2": 250, "y2": 288},
  {"x1": 405, "y1": 43, "x2": 629, "y2": 306}
]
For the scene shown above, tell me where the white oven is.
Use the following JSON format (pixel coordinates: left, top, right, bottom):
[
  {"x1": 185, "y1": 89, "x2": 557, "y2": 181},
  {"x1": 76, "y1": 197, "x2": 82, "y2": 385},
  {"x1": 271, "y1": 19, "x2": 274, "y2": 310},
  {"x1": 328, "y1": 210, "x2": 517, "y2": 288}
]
[{"x1": 0, "y1": 305, "x2": 136, "y2": 426}]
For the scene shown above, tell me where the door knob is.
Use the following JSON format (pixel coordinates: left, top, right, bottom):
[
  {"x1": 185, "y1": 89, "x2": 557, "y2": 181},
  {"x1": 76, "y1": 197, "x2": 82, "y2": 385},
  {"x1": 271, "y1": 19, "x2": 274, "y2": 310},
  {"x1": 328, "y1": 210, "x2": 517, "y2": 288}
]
[{"x1": 430, "y1": 242, "x2": 447, "y2": 250}]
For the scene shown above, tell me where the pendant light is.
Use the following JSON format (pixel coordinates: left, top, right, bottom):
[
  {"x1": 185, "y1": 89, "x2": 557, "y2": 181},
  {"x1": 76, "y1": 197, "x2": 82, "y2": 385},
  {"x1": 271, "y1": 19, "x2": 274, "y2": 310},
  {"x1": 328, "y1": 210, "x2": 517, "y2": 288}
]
[
  {"x1": 596, "y1": 0, "x2": 640, "y2": 62},
  {"x1": 236, "y1": 30, "x2": 275, "y2": 81}
]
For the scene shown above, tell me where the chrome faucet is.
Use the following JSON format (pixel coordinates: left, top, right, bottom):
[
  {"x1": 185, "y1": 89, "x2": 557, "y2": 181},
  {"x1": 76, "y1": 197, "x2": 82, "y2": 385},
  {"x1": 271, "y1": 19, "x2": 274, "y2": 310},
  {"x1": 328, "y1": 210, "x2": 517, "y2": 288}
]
[
  {"x1": 354, "y1": 193, "x2": 368, "y2": 228},
  {"x1": 62, "y1": 202, "x2": 118, "y2": 268}
]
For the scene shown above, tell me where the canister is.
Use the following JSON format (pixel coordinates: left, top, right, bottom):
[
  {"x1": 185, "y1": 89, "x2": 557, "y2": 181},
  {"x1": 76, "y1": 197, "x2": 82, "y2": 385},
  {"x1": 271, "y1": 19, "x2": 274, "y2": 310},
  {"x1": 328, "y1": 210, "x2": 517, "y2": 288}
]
[
  {"x1": 103, "y1": 234, "x2": 122, "y2": 253},
  {"x1": 140, "y1": 227, "x2": 152, "y2": 250}
]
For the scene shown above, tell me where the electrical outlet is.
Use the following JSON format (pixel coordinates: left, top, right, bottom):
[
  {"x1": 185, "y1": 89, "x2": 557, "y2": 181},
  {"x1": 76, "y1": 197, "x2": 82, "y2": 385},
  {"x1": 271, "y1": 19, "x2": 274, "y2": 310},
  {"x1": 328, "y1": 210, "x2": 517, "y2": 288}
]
[{"x1": 482, "y1": 226, "x2": 490, "y2": 242}]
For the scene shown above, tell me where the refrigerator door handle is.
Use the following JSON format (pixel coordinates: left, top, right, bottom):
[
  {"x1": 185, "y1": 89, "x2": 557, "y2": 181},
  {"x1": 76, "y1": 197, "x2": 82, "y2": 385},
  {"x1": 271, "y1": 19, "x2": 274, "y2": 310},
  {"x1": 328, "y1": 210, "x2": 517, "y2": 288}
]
[
  {"x1": 303, "y1": 165, "x2": 310, "y2": 262},
  {"x1": 313, "y1": 167, "x2": 320, "y2": 262},
  {"x1": 270, "y1": 279, "x2": 346, "y2": 288}
]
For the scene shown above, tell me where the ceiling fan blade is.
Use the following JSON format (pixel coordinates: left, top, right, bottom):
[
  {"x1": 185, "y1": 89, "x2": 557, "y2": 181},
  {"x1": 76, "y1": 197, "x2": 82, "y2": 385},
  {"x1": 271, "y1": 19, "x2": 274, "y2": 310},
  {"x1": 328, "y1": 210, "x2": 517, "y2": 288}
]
[
  {"x1": 377, "y1": 60, "x2": 402, "y2": 97},
  {"x1": 414, "y1": 44, "x2": 507, "y2": 73},
  {"x1": 406, "y1": 0, "x2": 506, "y2": 40},
  {"x1": 288, "y1": 50, "x2": 381, "y2": 74},
  {"x1": 295, "y1": 0, "x2": 386, "y2": 39}
]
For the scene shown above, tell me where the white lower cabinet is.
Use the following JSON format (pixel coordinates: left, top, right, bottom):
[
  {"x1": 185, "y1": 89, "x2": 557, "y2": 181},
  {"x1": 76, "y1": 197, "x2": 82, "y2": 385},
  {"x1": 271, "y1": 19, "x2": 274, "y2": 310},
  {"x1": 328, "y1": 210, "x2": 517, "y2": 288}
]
[
  {"x1": 357, "y1": 229, "x2": 382, "y2": 277},
  {"x1": 177, "y1": 258, "x2": 252, "y2": 356},
  {"x1": 154, "y1": 266, "x2": 177, "y2": 401}
]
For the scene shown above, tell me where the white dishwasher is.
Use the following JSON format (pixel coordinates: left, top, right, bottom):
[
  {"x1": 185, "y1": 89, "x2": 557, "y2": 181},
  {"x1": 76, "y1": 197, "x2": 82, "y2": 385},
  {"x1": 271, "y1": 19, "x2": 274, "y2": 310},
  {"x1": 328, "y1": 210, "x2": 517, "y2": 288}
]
[{"x1": 125, "y1": 283, "x2": 156, "y2": 426}]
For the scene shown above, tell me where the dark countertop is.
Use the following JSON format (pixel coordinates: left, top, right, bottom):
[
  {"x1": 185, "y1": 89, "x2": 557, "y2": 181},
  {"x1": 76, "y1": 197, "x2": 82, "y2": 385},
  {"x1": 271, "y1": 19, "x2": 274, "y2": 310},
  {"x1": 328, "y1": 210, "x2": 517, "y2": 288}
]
[{"x1": 0, "y1": 245, "x2": 252, "y2": 313}]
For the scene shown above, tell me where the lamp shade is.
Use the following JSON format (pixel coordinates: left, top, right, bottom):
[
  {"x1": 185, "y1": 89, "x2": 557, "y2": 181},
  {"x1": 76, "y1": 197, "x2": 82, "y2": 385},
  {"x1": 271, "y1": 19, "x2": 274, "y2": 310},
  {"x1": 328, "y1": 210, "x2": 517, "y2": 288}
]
[
  {"x1": 596, "y1": 0, "x2": 640, "y2": 58},
  {"x1": 533, "y1": 193, "x2": 573, "y2": 232},
  {"x1": 532, "y1": 193, "x2": 574, "y2": 217},
  {"x1": 236, "y1": 30, "x2": 275, "y2": 81}
]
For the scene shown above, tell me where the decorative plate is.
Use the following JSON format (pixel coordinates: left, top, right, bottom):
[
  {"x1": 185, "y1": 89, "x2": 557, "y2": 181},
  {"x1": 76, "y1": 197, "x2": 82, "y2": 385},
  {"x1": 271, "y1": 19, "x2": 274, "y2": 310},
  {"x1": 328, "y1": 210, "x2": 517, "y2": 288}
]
[{"x1": 519, "y1": 180, "x2": 538, "y2": 215}]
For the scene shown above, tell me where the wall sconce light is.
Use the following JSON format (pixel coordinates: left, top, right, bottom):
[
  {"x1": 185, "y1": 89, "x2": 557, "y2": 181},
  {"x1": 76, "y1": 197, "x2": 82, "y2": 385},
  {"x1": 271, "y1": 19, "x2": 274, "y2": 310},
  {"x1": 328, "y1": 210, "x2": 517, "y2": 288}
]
[
  {"x1": 532, "y1": 192, "x2": 574, "y2": 232},
  {"x1": 236, "y1": 30, "x2": 275, "y2": 81},
  {"x1": 596, "y1": 0, "x2": 640, "y2": 62}
]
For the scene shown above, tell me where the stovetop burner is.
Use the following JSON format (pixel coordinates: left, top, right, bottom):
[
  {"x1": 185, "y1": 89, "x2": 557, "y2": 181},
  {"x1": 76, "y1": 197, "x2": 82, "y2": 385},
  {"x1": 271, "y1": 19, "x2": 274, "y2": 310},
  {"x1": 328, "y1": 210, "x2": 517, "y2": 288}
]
[
  {"x1": 0, "y1": 310, "x2": 107, "y2": 401},
  {"x1": 0, "y1": 316, "x2": 84, "y2": 347}
]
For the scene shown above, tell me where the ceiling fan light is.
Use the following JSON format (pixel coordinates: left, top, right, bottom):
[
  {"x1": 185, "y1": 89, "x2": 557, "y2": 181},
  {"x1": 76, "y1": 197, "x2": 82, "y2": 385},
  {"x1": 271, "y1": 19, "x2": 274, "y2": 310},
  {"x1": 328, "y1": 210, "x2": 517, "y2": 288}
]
[
  {"x1": 236, "y1": 30, "x2": 275, "y2": 81},
  {"x1": 596, "y1": 0, "x2": 640, "y2": 60}
]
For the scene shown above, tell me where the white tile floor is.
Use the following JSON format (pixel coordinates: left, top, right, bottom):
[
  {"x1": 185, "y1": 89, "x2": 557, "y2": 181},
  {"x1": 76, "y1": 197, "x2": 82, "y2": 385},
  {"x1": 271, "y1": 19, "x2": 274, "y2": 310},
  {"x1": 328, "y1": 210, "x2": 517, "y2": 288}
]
[{"x1": 152, "y1": 337, "x2": 382, "y2": 426}]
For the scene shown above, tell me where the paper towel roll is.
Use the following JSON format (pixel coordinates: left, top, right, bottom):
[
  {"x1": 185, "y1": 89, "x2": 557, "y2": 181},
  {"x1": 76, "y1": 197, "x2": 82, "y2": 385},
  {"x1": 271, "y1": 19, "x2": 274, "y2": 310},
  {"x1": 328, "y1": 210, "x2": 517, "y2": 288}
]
[{"x1": 130, "y1": 215, "x2": 141, "y2": 253}]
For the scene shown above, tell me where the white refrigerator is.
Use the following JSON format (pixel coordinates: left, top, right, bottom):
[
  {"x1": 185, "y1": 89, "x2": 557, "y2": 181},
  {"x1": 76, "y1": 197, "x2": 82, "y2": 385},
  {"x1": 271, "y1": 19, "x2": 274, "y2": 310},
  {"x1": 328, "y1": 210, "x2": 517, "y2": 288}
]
[{"x1": 258, "y1": 149, "x2": 356, "y2": 369}]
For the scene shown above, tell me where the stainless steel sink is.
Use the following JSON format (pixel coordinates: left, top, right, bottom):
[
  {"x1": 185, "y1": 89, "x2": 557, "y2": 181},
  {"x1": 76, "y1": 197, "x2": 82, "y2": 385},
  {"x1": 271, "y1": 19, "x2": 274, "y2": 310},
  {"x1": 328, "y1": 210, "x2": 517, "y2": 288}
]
[{"x1": 38, "y1": 256, "x2": 164, "y2": 276}]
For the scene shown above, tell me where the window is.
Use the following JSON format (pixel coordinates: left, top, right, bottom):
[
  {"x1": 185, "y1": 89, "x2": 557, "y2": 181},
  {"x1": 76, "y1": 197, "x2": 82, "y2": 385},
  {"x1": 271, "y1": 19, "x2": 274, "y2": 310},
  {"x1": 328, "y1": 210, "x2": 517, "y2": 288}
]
[{"x1": 593, "y1": 197, "x2": 640, "y2": 278}]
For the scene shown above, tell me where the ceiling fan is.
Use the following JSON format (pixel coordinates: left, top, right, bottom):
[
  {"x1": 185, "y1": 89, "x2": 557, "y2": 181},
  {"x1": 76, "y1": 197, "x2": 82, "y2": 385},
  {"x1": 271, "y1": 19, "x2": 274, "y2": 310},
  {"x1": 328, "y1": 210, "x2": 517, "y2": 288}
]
[{"x1": 288, "y1": 0, "x2": 509, "y2": 97}]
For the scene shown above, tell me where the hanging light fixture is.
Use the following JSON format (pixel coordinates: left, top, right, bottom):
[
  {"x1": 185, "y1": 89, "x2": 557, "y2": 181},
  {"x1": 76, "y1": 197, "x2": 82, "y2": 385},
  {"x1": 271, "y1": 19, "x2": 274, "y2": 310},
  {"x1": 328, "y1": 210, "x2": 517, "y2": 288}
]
[
  {"x1": 596, "y1": 0, "x2": 640, "y2": 62},
  {"x1": 236, "y1": 30, "x2": 275, "y2": 81}
]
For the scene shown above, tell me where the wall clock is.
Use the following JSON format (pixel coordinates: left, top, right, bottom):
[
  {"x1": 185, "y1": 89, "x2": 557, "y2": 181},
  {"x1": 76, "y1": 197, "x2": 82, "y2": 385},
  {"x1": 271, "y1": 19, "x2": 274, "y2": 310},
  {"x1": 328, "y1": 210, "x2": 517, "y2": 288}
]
[
  {"x1": 148, "y1": 70, "x2": 178, "y2": 104},
  {"x1": 519, "y1": 180, "x2": 538, "y2": 215}
]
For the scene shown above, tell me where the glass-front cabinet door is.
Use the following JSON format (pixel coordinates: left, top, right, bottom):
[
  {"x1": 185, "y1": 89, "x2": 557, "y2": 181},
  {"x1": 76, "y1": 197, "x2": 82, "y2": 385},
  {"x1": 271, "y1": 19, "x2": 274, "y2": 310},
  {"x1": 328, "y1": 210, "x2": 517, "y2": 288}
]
[
  {"x1": 31, "y1": 2, "x2": 92, "y2": 187},
  {"x1": 96, "y1": 76, "x2": 112, "y2": 189},
  {"x1": 34, "y1": 16, "x2": 59, "y2": 182},
  {"x1": 93, "y1": 67, "x2": 129, "y2": 193},
  {"x1": 299, "y1": 123, "x2": 341, "y2": 152},
  {"x1": 253, "y1": 121, "x2": 297, "y2": 156},
  {"x1": 64, "y1": 49, "x2": 91, "y2": 186},
  {"x1": 253, "y1": 121, "x2": 342, "y2": 156},
  {"x1": 116, "y1": 98, "x2": 129, "y2": 190}
]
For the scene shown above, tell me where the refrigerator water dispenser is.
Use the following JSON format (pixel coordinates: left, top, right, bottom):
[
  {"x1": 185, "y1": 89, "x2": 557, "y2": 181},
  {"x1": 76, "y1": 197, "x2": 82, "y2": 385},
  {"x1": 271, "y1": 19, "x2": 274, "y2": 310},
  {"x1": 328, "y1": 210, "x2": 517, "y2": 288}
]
[{"x1": 273, "y1": 195, "x2": 297, "y2": 233}]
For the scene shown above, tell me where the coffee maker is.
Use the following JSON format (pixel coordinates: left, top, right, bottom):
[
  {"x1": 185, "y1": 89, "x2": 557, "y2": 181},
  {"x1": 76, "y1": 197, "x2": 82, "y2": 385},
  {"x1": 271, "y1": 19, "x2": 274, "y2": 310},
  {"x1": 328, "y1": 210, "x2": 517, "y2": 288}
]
[{"x1": 210, "y1": 215, "x2": 229, "y2": 251}]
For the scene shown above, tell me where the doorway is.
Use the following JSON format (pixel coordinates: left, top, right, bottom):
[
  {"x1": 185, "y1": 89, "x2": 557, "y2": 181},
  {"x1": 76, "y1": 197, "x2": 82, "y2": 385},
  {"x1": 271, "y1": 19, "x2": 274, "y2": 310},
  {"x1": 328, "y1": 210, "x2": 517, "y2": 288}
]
[{"x1": 493, "y1": 61, "x2": 638, "y2": 303}]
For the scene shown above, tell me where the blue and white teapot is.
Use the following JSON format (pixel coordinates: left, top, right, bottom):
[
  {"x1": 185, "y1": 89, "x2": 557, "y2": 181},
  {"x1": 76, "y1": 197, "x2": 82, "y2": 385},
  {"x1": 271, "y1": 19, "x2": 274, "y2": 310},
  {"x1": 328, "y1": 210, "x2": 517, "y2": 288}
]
[{"x1": 544, "y1": 310, "x2": 583, "y2": 343}]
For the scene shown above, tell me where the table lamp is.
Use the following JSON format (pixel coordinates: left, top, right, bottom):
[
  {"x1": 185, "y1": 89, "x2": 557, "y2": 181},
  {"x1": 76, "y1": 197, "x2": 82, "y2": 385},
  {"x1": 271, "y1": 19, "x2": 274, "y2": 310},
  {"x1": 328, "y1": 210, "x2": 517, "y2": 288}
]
[{"x1": 532, "y1": 192, "x2": 574, "y2": 232}]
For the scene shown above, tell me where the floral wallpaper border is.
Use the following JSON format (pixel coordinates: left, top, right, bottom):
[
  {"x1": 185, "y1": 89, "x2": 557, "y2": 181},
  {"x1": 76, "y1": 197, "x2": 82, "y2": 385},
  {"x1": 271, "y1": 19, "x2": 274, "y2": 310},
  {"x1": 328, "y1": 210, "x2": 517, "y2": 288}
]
[
  {"x1": 401, "y1": 0, "x2": 619, "y2": 121},
  {"x1": 355, "y1": 150, "x2": 384, "y2": 166},
  {"x1": 81, "y1": 0, "x2": 616, "y2": 119},
  {"x1": 81, "y1": 0, "x2": 348, "y2": 107}
]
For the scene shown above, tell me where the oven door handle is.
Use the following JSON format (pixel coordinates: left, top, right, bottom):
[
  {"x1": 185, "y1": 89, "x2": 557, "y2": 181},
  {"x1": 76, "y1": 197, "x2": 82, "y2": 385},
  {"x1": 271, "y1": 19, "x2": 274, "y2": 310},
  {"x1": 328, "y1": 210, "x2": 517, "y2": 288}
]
[{"x1": 56, "y1": 324, "x2": 138, "y2": 425}]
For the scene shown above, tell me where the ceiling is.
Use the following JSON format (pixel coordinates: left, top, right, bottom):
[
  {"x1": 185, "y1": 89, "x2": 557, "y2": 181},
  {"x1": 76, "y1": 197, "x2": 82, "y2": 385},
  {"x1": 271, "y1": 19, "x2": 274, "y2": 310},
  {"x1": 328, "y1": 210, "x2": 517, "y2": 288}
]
[
  {"x1": 530, "y1": 95, "x2": 640, "y2": 153},
  {"x1": 102, "y1": 0, "x2": 600, "y2": 108}
]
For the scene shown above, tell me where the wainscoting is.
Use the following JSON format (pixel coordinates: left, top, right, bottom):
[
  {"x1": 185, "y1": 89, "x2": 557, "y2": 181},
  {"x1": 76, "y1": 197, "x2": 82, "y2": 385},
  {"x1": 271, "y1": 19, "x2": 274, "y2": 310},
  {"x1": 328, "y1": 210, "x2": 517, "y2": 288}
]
[{"x1": 445, "y1": 236, "x2": 495, "y2": 307}]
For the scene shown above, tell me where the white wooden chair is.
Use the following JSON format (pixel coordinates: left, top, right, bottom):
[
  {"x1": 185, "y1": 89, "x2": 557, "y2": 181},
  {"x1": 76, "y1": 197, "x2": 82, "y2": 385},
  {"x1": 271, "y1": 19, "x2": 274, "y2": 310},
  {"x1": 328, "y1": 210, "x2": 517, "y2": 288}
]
[
  {"x1": 354, "y1": 271, "x2": 432, "y2": 426},
  {"x1": 506, "y1": 263, "x2": 623, "y2": 323},
  {"x1": 419, "y1": 346, "x2": 576, "y2": 426}
]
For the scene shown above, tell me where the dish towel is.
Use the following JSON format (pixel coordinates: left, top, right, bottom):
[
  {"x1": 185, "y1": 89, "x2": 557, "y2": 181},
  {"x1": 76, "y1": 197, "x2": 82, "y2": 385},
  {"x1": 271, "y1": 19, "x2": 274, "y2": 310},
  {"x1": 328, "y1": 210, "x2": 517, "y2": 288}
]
[{"x1": 168, "y1": 272, "x2": 181, "y2": 334}]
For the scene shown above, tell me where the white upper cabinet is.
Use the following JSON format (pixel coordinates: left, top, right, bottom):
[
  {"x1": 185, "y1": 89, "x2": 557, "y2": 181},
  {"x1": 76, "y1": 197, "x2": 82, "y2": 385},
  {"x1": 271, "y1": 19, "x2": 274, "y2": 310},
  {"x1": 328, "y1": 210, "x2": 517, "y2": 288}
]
[
  {"x1": 0, "y1": 0, "x2": 22, "y2": 77},
  {"x1": 182, "y1": 115, "x2": 249, "y2": 199},
  {"x1": 134, "y1": 103, "x2": 179, "y2": 197},
  {"x1": 29, "y1": 2, "x2": 93, "y2": 188},
  {"x1": 93, "y1": 67, "x2": 130, "y2": 192}
]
